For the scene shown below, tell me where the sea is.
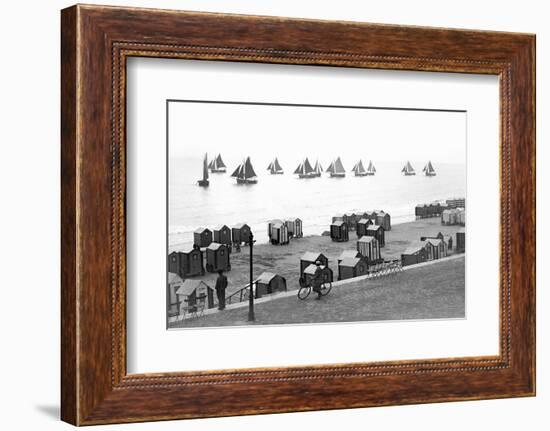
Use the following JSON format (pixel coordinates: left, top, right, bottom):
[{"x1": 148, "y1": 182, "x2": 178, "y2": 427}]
[{"x1": 168, "y1": 157, "x2": 465, "y2": 252}]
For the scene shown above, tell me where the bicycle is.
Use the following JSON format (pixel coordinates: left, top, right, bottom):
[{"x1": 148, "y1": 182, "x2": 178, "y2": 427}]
[{"x1": 297, "y1": 279, "x2": 333, "y2": 300}]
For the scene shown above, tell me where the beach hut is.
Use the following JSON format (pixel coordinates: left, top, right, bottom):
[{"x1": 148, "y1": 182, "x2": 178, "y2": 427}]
[
  {"x1": 267, "y1": 219, "x2": 284, "y2": 240},
  {"x1": 255, "y1": 272, "x2": 287, "y2": 298},
  {"x1": 357, "y1": 235, "x2": 382, "y2": 264},
  {"x1": 285, "y1": 217, "x2": 303, "y2": 238},
  {"x1": 457, "y1": 208, "x2": 466, "y2": 226},
  {"x1": 356, "y1": 218, "x2": 373, "y2": 237},
  {"x1": 193, "y1": 227, "x2": 212, "y2": 248},
  {"x1": 401, "y1": 241, "x2": 430, "y2": 266},
  {"x1": 348, "y1": 213, "x2": 359, "y2": 231},
  {"x1": 167, "y1": 272, "x2": 184, "y2": 316},
  {"x1": 375, "y1": 211, "x2": 391, "y2": 231},
  {"x1": 270, "y1": 221, "x2": 289, "y2": 245},
  {"x1": 425, "y1": 238, "x2": 447, "y2": 260},
  {"x1": 456, "y1": 228, "x2": 466, "y2": 253},
  {"x1": 176, "y1": 279, "x2": 216, "y2": 310},
  {"x1": 213, "y1": 225, "x2": 232, "y2": 248},
  {"x1": 338, "y1": 257, "x2": 369, "y2": 281},
  {"x1": 365, "y1": 224, "x2": 385, "y2": 247},
  {"x1": 232, "y1": 223, "x2": 252, "y2": 245},
  {"x1": 330, "y1": 220, "x2": 349, "y2": 242},
  {"x1": 338, "y1": 250, "x2": 360, "y2": 264},
  {"x1": 300, "y1": 252, "x2": 329, "y2": 277},
  {"x1": 441, "y1": 209, "x2": 459, "y2": 225},
  {"x1": 205, "y1": 243, "x2": 231, "y2": 273},
  {"x1": 168, "y1": 249, "x2": 204, "y2": 277},
  {"x1": 303, "y1": 263, "x2": 334, "y2": 286}
]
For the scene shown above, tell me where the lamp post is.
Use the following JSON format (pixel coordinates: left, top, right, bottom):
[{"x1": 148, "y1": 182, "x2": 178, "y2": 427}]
[{"x1": 248, "y1": 232, "x2": 255, "y2": 322}]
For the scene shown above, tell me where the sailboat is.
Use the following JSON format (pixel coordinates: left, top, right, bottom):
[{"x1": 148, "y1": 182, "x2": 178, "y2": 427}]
[
  {"x1": 231, "y1": 157, "x2": 258, "y2": 184},
  {"x1": 208, "y1": 153, "x2": 227, "y2": 173},
  {"x1": 401, "y1": 161, "x2": 416, "y2": 176},
  {"x1": 197, "y1": 153, "x2": 210, "y2": 187},
  {"x1": 313, "y1": 159, "x2": 323, "y2": 177},
  {"x1": 422, "y1": 160, "x2": 436, "y2": 176},
  {"x1": 293, "y1": 158, "x2": 316, "y2": 178},
  {"x1": 326, "y1": 157, "x2": 346, "y2": 178},
  {"x1": 366, "y1": 160, "x2": 376, "y2": 176},
  {"x1": 267, "y1": 157, "x2": 284, "y2": 175},
  {"x1": 351, "y1": 160, "x2": 368, "y2": 177}
]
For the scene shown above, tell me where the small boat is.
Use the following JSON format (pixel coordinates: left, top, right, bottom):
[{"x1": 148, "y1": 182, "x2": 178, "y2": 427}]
[
  {"x1": 366, "y1": 160, "x2": 376, "y2": 176},
  {"x1": 402, "y1": 161, "x2": 416, "y2": 176},
  {"x1": 208, "y1": 153, "x2": 227, "y2": 173},
  {"x1": 351, "y1": 159, "x2": 368, "y2": 177},
  {"x1": 294, "y1": 158, "x2": 317, "y2": 178},
  {"x1": 423, "y1": 160, "x2": 436, "y2": 176},
  {"x1": 267, "y1": 157, "x2": 284, "y2": 175},
  {"x1": 231, "y1": 156, "x2": 258, "y2": 184},
  {"x1": 327, "y1": 157, "x2": 346, "y2": 178},
  {"x1": 197, "y1": 153, "x2": 210, "y2": 187},
  {"x1": 313, "y1": 159, "x2": 323, "y2": 177}
]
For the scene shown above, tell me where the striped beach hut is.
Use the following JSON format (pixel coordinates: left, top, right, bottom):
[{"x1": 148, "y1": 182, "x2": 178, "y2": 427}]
[
  {"x1": 365, "y1": 224, "x2": 385, "y2": 247},
  {"x1": 441, "y1": 209, "x2": 458, "y2": 225},
  {"x1": 270, "y1": 221, "x2": 289, "y2": 245},
  {"x1": 375, "y1": 211, "x2": 391, "y2": 231},
  {"x1": 300, "y1": 252, "x2": 329, "y2": 277},
  {"x1": 457, "y1": 208, "x2": 466, "y2": 226},
  {"x1": 357, "y1": 235, "x2": 382, "y2": 264},
  {"x1": 456, "y1": 228, "x2": 466, "y2": 253},
  {"x1": 255, "y1": 272, "x2": 287, "y2": 298},
  {"x1": 193, "y1": 227, "x2": 212, "y2": 248},
  {"x1": 176, "y1": 279, "x2": 216, "y2": 310},
  {"x1": 267, "y1": 219, "x2": 284, "y2": 240},
  {"x1": 338, "y1": 249, "x2": 360, "y2": 264},
  {"x1": 232, "y1": 223, "x2": 252, "y2": 245},
  {"x1": 401, "y1": 241, "x2": 430, "y2": 266},
  {"x1": 338, "y1": 257, "x2": 369, "y2": 281},
  {"x1": 356, "y1": 218, "x2": 373, "y2": 237},
  {"x1": 425, "y1": 238, "x2": 447, "y2": 260},
  {"x1": 213, "y1": 224, "x2": 232, "y2": 248},
  {"x1": 205, "y1": 243, "x2": 231, "y2": 273},
  {"x1": 330, "y1": 220, "x2": 349, "y2": 242},
  {"x1": 285, "y1": 217, "x2": 303, "y2": 238},
  {"x1": 167, "y1": 272, "x2": 184, "y2": 316}
]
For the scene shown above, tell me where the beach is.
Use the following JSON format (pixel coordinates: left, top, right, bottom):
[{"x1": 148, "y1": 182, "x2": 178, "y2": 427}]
[{"x1": 169, "y1": 216, "x2": 464, "y2": 326}]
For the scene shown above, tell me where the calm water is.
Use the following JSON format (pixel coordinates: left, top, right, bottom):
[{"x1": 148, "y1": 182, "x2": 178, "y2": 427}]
[{"x1": 169, "y1": 157, "x2": 465, "y2": 251}]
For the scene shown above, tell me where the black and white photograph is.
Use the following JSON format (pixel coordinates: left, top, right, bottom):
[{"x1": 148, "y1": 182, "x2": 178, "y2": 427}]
[{"x1": 166, "y1": 100, "x2": 466, "y2": 329}]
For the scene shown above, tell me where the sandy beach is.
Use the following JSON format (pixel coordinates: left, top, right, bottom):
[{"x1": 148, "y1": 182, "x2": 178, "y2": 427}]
[{"x1": 174, "y1": 216, "x2": 464, "y2": 300}]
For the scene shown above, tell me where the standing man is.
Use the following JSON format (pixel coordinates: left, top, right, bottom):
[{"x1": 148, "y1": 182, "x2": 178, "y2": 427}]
[{"x1": 215, "y1": 269, "x2": 228, "y2": 310}]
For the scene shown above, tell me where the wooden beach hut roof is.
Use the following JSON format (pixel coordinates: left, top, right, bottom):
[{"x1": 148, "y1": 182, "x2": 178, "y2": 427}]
[
  {"x1": 339, "y1": 250, "x2": 360, "y2": 261},
  {"x1": 367, "y1": 224, "x2": 383, "y2": 231},
  {"x1": 233, "y1": 222, "x2": 249, "y2": 229},
  {"x1": 213, "y1": 224, "x2": 229, "y2": 230},
  {"x1": 194, "y1": 227, "x2": 210, "y2": 234},
  {"x1": 256, "y1": 271, "x2": 279, "y2": 284},
  {"x1": 339, "y1": 257, "x2": 361, "y2": 267},
  {"x1": 168, "y1": 272, "x2": 183, "y2": 284},
  {"x1": 358, "y1": 235, "x2": 376, "y2": 243},
  {"x1": 176, "y1": 279, "x2": 209, "y2": 297},
  {"x1": 301, "y1": 252, "x2": 325, "y2": 262},
  {"x1": 304, "y1": 263, "x2": 325, "y2": 275},
  {"x1": 426, "y1": 238, "x2": 443, "y2": 246},
  {"x1": 332, "y1": 220, "x2": 345, "y2": 227},
  {"x1": 403, "y1": 241, "x2": 428, "y2": 255},
  {"x1": 206, "y1": 242, "x2": 224, "y2": 251}
]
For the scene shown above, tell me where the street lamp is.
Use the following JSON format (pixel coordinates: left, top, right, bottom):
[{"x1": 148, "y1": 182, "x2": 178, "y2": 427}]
[{"x1": 248, "y1": 232, "x2": 255, "y2": 322}]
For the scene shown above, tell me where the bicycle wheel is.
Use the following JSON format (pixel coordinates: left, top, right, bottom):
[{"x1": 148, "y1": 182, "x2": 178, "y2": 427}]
[
  {"x1": 297, "y1": 286, "x2": 311, "y2": 300},
  {"x1": 320, "y1": 281, "x2": 332, "y2": 296}
]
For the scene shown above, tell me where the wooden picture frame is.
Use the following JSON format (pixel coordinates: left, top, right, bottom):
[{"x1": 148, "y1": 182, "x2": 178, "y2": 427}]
[{"x1": 61, "y1": 4, "x2": 535, "y2": 425}]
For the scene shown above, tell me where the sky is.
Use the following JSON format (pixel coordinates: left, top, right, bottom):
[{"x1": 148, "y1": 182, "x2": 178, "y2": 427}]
[{"x1": 168, "y1": 100, "x2": 466, "y2": 168}]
